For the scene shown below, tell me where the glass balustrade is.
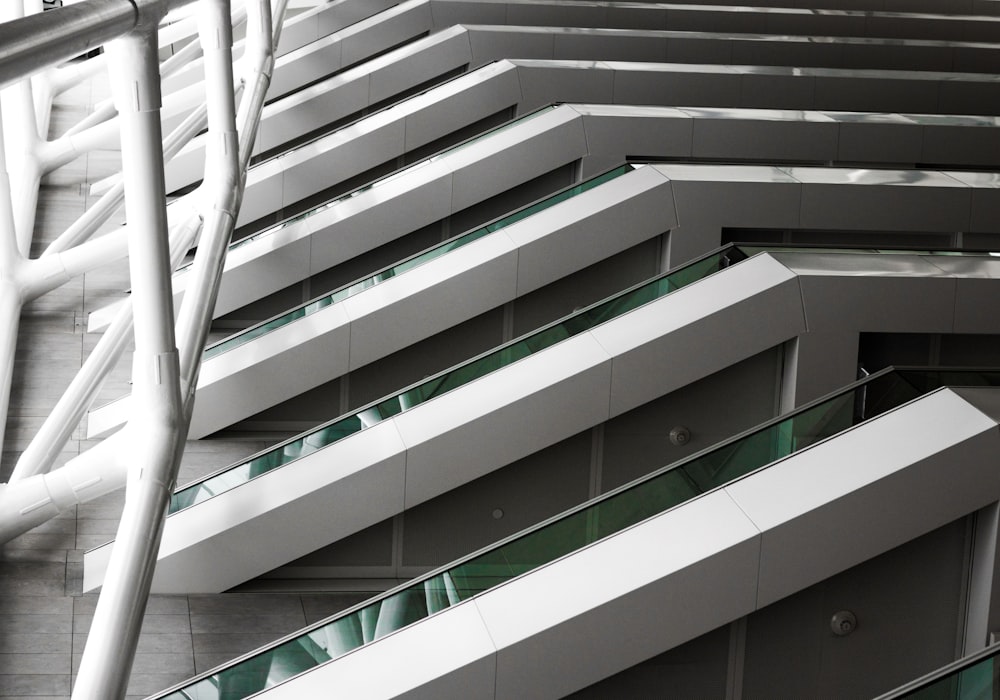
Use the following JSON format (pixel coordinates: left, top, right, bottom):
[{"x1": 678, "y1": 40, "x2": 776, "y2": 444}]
[
  {"x1": 153, "y1": 366, "x2": 1000, "y2": 700},
  {"x1": 168, "y1": 243, "x2": 744, "y2": 513},
  {"x1": 877, "y1": 643, "x2": 1000, "y2": 699},
  {"x1": 895, "y1": 655, "x2": 998, "y2": 699},
  {"x1": 737, "y1": 245, "x2": 998, "y2": 258},
  {"x1": 202, "y1": 164, "x2": 635, "y2": 361},
  {"x1": 169, "y1": 246, "x2": 990, "y2": 513}
]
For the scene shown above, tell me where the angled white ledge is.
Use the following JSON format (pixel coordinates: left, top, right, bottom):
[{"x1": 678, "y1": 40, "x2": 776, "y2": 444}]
[
  {"x1": 88, "y1": 103, "x2": 585, "y2": 333},
  {"x1": 87, "y1": 162, "x2": 1000, "y2": 437},
  {"x1": 393, "y1": 332, "x2": 615, "y2": 509},
  {"x1": 90, "y1": 110, "x2": 653, "y2": 439},
  {"x1": 85, "y1": 251, "x2": 796, "y2": 592},
  {"x1": 85, "y1": 419, "x2": 411, "y2": 595},
  {"x1": 268, "y1": 0, "x2": 437, "y2": 99},
  {"x1": 652, "y1": 162, "x2": 1000, "y2": 264},
  {"x1": 151, "y1": 20, "x2": 1000, "y2": 202},
  {"x1": 254, "y1": 387, "x2": 1000, "y2": 699},
  {"x1": 590, "y1": 252, "x2": 804, "y2": 417},
  {"x1": 90, "y1": 101, "x2": 1000, "y2": 335},
  {"x1": 87, "y1": 330, "x2": 616, "y2": 593},
  {"x1": 165, "y1": 52, "x2": 1000, "y2": 194},
  {"x1": 84, "y1": 251, "x2": 1000, "y2": 594},
  {"x1": 727, "y1": 387, "x2": 1000, "y2": 607}
]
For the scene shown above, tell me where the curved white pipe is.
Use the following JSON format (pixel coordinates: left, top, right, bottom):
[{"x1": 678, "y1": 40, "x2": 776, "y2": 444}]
[{"x1": 175, "y1": 0, "x2": 238, "y2": 387}]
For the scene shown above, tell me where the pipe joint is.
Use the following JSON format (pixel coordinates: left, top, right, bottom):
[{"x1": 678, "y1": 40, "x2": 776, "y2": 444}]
[
  {"x1": 0, "y1": 436, "x2": 128, "y2": 544},
  {"x1": 202, "y1": 131, "x2": 240, "y2": 212},
  {"x1": 43, "y1": 439, "x2": 127, "y2": 506},
  {"x1": 20, "y1": 252, "x2": 69, "y2": 301},
  {"x1": 198, "y1": 0, "x2": 234, "y2": 51},
  {"x1": 129, "y1": 0, "x2": 169, "y2": 33},
  {"x1": 133, "y1": 348, "x2": 182, "y2": 401},
  {"x1": 106, "y1": 31, "x2": 162, "y2": 114}
]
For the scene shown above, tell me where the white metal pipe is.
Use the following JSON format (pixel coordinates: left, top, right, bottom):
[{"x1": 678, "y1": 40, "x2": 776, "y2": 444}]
[
  {"x1": 235, "y1": 0, "x2": 274, "y2": 163},
  {"x1": 41, "y1": 184, "x2": 127, "y2": 256},
  {"x1": 157, "y1": 10, "x2": 199, "y2": 44},
  {"x1": 271, "y1": 0, "x2": 291, "y2": 51},
  {"x1": 0, "y1": 0, "x2": 225, "y2": 532},
  {"x1": 23, "y1": 229, "x2": 128, "y2": 300},
  {"x1": 23, "y1": 0, "x2": 50, "y2": 133},
  {"x1": 0, "y1": 2, "x2": 27, "y2": 30},
  {"x1": 51, "y1": 52, "x2": 108, "y2": 96},
  {"x1": 31, "y1": 74, "x2": 53, "y2": 145},
  {"x1": 0, "y1": 0, "x2": 209, "y2": 88},
  {"x1": 159, "y1": 2, "x2": 246, "y2": 77},
  {"x1": 12, "y1": 212, "x2": 197, "y2": 485},
  {"x1": 0, "y1": 104, "x2": 24, "y2": 456},
  {"x1": 72, "y1": 23, "x2": 186, "y2": 700},
  {"x1": 175, "y1": 0, "x2": 238, "y2": 386},
  {"x1": 9, "y1": 300, "x2": 132, "y2": 482},
  {"x1": 76, "y1": 1, "x2": 246, "y2": 148},
  {"x1": 55, "y1": 231, "x2": 132, "y2": 280},
  {"x1": 12, "y1": 167, "x2": 39, "y2": 258},
  {"x1": 71, "y1": 422, "x2": 181, "y2": 699},
  {"x1": 43, "y1": 52, "x2": 217, "y2": 174},
  {"x1": 159, "y1": 1, "x2": 246, "y2": 78},
  {"x1": 0, "y1": 434, "x2": 127, "y2": 542},
  {"x1": 61, "y1": 98, "x2": 116, "y2": 138},
  {"x1": 6, "y1": 77, "x2": 41, "y2": 256},
  {"x1": 43, "y1": 97, "x2": 209, "y2": 255},
  {"x1": 0, "y1": 103, "x2": 23, "y2": 270},
  {"x1": 159, "y1": 32, "x2": 205, "y2": 77},
  {"x1": 37, "y1": 116, "x2": 120, "y2": 172},
  {"x1": 0, "y1": 282, "x2": 21, "y2": 461},
  {"x1": 69, "y1": 4, "x2": 241, "y2": 141},
  {"x1": 0, "y1": 0, "x2": 134, "y2": 87}
]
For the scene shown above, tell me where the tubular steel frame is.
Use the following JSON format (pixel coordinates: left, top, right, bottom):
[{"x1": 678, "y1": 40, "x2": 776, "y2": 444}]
[{"x1": 0, "y1": 0, "x2": 285, "y2": 695}]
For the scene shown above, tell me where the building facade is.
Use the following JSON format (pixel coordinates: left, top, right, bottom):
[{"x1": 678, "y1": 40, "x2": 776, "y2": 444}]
[{"x1": 3, "y1": 0, "x2": 1000, "y2": 697}]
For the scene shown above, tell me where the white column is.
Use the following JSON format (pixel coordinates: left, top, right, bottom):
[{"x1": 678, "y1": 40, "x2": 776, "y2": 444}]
[
  {"x1": 0, "y1": 98, "x2": 24, "y2": 457},
  {"x1": 779, "y1": 332, "x2": 860, "y2": 413},
  {"x1": 72, "y1": 22, "x2": 186, "y2": 700}
]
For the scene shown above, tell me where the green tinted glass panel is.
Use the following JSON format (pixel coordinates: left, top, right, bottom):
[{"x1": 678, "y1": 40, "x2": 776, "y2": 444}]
[
  {"x1": 591, "y1": 468, "x2": 699, "y2": 541},
  {"x1": 157, "y1": 369, "x2": 1000, "y2": 700},
  {"x1": 202, "y1": 165, "x2": 633, "y2": 361},
  {"x1": 679, "y1": 391, "x2": 856, "y2": 492},
  {"x1": 896, "y1": 654, "x2": 1000, "y2": 699}
]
